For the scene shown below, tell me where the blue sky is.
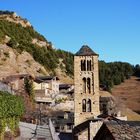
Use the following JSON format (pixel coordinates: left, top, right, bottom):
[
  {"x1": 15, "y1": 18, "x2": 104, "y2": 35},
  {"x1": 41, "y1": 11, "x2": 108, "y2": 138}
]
[{"x1": 1, "y1": 0, "x2": 140, "y2": 65}]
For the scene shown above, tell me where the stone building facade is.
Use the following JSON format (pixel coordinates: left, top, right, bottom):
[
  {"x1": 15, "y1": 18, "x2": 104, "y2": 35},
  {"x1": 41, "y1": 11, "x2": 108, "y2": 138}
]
[
  {"x1": 33, "y1": 76, "x2": 59, "y2": 103},
  {"x1": 74, "y1": 45, "x2": 100, "y2": 126}
]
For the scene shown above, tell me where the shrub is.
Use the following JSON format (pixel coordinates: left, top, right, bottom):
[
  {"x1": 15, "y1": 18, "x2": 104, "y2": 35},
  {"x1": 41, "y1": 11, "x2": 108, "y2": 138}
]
[{"x1": 0, "y1": 91, "x2": 24, "y2": 138}]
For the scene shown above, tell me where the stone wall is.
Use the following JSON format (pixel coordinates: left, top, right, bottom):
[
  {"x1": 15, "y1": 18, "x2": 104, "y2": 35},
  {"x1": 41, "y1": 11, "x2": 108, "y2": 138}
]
[
  {"x1": 90, "y1": 121, "x2": 103, "y2": 139},
  {"x1": 78, "y1": 128, "x2": 89, "y2": 140}
]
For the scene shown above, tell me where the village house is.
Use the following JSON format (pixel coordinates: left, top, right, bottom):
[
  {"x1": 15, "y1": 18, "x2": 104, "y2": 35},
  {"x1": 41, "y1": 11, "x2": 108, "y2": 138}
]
[
  {"x1": 55, "y1": 84, "x2": 74, "y2": 101},
  {"x1": 33, "y1": 76, "x2": 60, "y2": 104},
  {"x1": 1, "y1": 74, "x2": 29, "y2": 94},
  {"x1": 51, "y1": 111, "x2": 74, "y2": 133}
]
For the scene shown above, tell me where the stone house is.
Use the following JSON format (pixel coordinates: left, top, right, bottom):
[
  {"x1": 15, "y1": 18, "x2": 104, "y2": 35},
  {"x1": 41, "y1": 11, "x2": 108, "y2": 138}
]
[
  {"x1": 51, "y1": 111, "x2": 74, "y2": 133},
  {"x1": 58, "y1": 84, "x2": 74, "y2": 101},
  {"x1": 33, "y1": 76, "x2": 59, "y2": 104},
  {"x1": 2, "y1": 74, "x2": 29, "y2": 94}
]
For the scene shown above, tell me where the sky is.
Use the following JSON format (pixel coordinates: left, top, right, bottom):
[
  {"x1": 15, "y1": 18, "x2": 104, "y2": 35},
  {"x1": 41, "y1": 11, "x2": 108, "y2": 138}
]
[{"x1": 0, "y1": 0, "x2": 140, "y2": 65}]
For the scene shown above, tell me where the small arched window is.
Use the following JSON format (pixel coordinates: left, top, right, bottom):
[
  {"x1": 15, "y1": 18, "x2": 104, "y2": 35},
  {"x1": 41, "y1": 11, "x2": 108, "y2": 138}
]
[
  {"x1": 83, "y1": 60, "x2": 86, "y2": 71},
  {"x1": 89, "y1": 60, "x2": 92, "y2": 71},
  {"x1": 87, "y1": 60, "x2": 92, "y2": 71},
  {"x1": 81, "y1": 60, "x2": 86, "y2": 71},
  {"x1": 81, "y1": 60, "x2": 83, "y2": 71},
  {"x1": 82, "y1": 99, "x2": 86, "y2": 112},
  {"x1": 82, "y1": 77, "x2": 86, "y2": 93},
  {"x1": 87, "y1": 99, "x2": 91, "y2": 112},
  {"x1": 87, "y1": 78, "x2": 91, "y2": 93}
]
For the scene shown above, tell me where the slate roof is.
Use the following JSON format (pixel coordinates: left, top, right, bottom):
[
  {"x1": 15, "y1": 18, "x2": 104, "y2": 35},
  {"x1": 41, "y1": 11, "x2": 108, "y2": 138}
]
[
  {"x1": 94, "y1": 118, "x2": 140, "y2": 140},
  {"x1": 36, "y1": 76, "x2": 59, "y2": 80},
  {"x1": 59, "y1": 84, "x2": 72, "y2": 90},
  {"x1": 3, "y1": 74, "x2": 30, "y2": 83},
  {"x1": 105, "y1": 120, "x2": 140, "y2": 140},
  {"x1": 35, "y1": 76, "x2": 59, "y2": 83},
  {"x1": 75, "y1": 45, "x2": 98, "y2": 56},
  {"x1": 17, "y1": 122, "x2": 53, "y2": 140}
]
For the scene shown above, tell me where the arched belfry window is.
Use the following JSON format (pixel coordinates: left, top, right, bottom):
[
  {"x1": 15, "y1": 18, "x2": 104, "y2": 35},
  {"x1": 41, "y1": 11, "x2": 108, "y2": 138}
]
[
  {"x1": 82, "y1": 77, "x2": 86, "y2": 93},
  {"x1": 87, "y1": 60, "x2": 89, "y2": 71},
  {"x1": 82, "y1": 99, "x2": 86, "y2": 112},
  {"x1": 84, "y1": 60, "x2": 86, "y2": 71},
  {"x1": 81, "y1": 60, "x2": 83, "y2": 71},
  {"x1": 87, "y1": 60, "x2": 92, "y2": 71},
  {"x1": 89, "y1": 60, "x2": 92, "y2": 71},
  {"x1": 87, "y1": 78, "x2": 91, "y2": 93},
  {"x1": 87, "y1": 99, "x2": 91, "y2": 112},
  {"x1": 81, "y1": 60, "x2": 86, "y2": 71}
]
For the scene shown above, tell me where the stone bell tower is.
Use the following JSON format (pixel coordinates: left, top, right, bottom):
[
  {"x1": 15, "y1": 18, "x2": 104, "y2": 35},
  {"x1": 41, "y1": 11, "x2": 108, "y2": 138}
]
[{"x1": 74, "y1": 45, "x2": 100, "y2": 126}]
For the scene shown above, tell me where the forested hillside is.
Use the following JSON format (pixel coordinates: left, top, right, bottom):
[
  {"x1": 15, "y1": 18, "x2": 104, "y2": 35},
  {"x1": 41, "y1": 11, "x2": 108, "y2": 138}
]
[
  {"x1": 0, "y1": 12, "x2": 73, "y2": 79},
  {"x1": 99, "y1": 61, "x2": 134, "y2": 92}
]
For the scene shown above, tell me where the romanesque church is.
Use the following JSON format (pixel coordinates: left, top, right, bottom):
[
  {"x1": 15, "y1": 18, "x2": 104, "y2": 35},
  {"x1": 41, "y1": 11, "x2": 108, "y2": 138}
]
[
  {"x1": 72, "y1": 45, "x2": 140, "y2": 140},
  {"x1": 73, "y1": 45, "x2": 102, "y2": 140},
  {"x1": 74, "y1": 45, "x2": 100, "y2": 126}
]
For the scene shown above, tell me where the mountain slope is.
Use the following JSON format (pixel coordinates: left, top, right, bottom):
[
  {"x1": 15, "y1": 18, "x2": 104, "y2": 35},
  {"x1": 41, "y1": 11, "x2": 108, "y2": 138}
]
[
  {"x1": 112, "y1": 76, "x2": 140, "y2": 115},
  {"x1": 0, "y1": 44, "x2": 48, "y2": 77},
  {"x1": 0, "y1": 11, "x2": 73, "y2": 83}
]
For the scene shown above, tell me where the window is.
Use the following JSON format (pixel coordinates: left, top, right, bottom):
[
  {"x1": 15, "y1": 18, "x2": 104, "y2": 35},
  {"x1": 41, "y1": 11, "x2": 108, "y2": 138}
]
[
  {"x1": 82, "y1": 77, "x2": 92, "y2": 93},
  {"x1": 87, "y1": 78, "x2": 91, "y2": 93},
  {"x1": 89, "y1": 60, "x2": 92, "y2": 71},
  {"x1": 82, "y1": 77, "x2": 86, "y2": 93},
  {"x1": 81, "y1": 60, "x2": 83, "y2": 71},
  {"x1": 81, "y1": 60, "x2": 86, "y2": 71},
  {"x1": 81, "y1": 59, "x2": 92, "y2": 71},
  {"x1": 87, "y1": 99, "x2": 91, "y2": 112},
  {"x1": 41, "y1": 83, "x2": 45, "y2": 89},
  {"x1": 82, "y1": 99, "x2": 86, "y2": 112},
  {"x1": 82, "y1": 99, "x2": 92, "y2": 112},
  {"x1": 92, "y1": 73, "x2": 94, "y2": 93},
  {"x1": 67, "y1": 125, "x2": 72, "y2": 130},
  {"x1": 64, "y1": 112, "x2": 68, "y2": 119},
  {"x1": 87, "y1": 60, "x2": 92, "y2": 71}
]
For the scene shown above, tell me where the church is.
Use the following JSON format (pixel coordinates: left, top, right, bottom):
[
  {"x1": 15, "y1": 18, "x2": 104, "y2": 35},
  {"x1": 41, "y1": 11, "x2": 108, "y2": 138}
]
[
  {"x1": 72, "y1": 45, "x2": 140, "y2": 140},
  {"x1": 74, "y1": 45, "x2": 100, "y2": 125},
  {"x1": 73, "y1": 45, "x2": 102, "y2": 140}
]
